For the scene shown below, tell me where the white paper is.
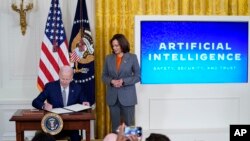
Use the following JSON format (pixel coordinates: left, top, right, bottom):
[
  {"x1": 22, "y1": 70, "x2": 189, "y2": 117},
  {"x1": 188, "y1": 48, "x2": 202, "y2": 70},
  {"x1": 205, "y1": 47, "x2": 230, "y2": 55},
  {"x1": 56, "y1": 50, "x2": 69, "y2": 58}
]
[
  {"x1": 49, "y1": 108, "x2": 73, "y2": 114},
  {"x1": 48, "y1": 104, "x2": 91, "y2": 114},
  {"x1": 64, "y1": 103, "x2": 91, "y2": 112}
]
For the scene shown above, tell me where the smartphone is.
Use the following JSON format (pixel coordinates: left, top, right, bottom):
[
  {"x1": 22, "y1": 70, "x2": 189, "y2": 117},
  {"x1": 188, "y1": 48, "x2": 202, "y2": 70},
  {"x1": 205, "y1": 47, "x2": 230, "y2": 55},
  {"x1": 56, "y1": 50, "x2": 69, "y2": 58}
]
[{"x1": 124, "y1": 126, "x2": 142, "y2": 137}]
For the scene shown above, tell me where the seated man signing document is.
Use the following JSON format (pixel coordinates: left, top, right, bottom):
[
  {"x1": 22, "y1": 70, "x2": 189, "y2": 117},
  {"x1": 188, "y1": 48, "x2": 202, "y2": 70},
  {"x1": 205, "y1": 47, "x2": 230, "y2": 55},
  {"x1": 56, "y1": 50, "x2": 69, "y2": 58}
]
[{"x1": 32, "y1": 65, "x2": 89, "y2": 141}]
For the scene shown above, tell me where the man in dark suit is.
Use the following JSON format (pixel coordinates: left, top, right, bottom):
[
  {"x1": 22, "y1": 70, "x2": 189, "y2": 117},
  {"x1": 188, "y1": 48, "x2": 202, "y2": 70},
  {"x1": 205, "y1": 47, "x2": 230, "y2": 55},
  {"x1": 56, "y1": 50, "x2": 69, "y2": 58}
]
[{"x1": 32, "y1": 65, "x2": 89, "y2": 141}]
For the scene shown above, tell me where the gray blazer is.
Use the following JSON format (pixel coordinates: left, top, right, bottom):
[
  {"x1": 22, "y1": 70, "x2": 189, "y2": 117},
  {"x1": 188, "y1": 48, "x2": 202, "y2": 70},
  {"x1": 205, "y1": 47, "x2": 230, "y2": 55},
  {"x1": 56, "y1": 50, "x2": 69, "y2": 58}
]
[{"x1": 102, "y1": 53, "x2": 141, "y2": 106}]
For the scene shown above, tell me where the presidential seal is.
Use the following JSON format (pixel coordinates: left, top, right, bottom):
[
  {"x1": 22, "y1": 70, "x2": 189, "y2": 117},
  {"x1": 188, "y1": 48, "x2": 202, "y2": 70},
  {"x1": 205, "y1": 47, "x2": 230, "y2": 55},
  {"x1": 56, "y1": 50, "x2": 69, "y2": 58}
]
[
  {"x1": 70, "y1": 29, "x2": 94, "y2": 73},
  {"x1": 71, "y1": 29, "x2": 94, "y2": 64},
  {"x1": 41, "y1": 113, "x2": 63, "y2": 135}
]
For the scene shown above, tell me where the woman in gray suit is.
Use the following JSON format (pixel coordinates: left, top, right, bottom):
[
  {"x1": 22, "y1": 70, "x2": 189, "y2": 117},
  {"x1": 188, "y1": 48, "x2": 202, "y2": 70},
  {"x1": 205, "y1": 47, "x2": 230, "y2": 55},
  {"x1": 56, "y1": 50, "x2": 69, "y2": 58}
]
[{"x1": 102, "y1": 34, "x2": 141, "y2": 133}]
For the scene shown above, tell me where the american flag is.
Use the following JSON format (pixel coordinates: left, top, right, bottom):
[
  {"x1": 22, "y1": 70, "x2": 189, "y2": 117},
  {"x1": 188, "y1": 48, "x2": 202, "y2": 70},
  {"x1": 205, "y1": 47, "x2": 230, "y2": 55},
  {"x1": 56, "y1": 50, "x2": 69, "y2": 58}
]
[{"x1": 37, "y1": 0, "x2": 70, "y2": 91}]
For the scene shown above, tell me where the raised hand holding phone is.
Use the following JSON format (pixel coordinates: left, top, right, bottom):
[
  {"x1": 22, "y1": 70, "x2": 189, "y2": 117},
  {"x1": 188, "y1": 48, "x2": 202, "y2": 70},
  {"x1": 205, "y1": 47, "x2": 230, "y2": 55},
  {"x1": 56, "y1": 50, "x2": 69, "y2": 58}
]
[
  {"x1": 124, "y1": 126, "x2": 142, "y2": 137},
  {"x1": 116, "y1": 123, "x2": 141, "y2": 141}
]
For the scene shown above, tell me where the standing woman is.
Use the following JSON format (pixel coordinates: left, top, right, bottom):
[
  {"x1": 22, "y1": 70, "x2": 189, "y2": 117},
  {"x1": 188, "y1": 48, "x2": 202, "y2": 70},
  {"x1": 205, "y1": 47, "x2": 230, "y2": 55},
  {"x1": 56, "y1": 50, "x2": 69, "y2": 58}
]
[{"x1": 102, "y1": 34, "x2": 141, "y2": 133}]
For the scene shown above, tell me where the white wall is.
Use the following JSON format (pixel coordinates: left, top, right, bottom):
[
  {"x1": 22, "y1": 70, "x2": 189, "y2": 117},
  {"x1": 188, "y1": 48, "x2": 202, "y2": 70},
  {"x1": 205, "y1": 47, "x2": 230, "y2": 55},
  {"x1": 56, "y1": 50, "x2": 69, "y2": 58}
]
[
  {"x1": 0, "y1": 0, "x2": 95, "y2": 140},
  {"x1": 135, "y1": 84, "x2": 250, "y2": 141}
]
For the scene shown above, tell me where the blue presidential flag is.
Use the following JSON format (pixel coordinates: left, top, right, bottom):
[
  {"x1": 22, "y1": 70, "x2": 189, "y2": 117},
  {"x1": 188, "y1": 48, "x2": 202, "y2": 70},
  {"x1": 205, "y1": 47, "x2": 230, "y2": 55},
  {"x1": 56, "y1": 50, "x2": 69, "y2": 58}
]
[{"x1": 69, "y1": 0, "x2": 95, "y2": 105}]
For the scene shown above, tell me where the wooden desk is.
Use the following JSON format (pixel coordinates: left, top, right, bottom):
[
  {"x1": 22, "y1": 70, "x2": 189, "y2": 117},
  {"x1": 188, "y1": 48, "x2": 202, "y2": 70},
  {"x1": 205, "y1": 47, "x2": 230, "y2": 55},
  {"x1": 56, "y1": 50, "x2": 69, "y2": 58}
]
[{"x1": 9, "y1": 109, "x2": 95, "y2": 141}]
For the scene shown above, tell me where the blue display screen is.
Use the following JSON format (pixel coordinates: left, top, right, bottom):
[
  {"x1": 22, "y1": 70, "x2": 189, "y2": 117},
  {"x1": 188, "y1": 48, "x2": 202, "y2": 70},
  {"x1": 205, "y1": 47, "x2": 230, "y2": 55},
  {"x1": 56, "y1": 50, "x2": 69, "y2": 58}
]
[{"x1": 140, "y1": 21, "x2": 248, "y2": 84}]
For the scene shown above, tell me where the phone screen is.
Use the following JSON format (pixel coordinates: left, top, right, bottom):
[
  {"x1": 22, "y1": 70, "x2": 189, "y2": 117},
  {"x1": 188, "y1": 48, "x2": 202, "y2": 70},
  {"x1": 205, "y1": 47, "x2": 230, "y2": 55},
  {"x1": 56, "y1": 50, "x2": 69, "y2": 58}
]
[{"x1": 124, "y1": 126, "x2": 142, "y2": 137}]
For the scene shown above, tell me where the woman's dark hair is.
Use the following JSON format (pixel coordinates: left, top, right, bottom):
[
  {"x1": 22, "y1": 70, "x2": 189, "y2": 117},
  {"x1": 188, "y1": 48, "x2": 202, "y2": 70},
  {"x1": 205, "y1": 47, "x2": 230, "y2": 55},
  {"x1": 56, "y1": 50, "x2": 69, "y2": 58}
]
[
  {"x1": 110, "y1": 34, "x2": 130, "y2": 53},
  {"x1": 145, "y1": 133, "x2": 171, "y2": 141}
]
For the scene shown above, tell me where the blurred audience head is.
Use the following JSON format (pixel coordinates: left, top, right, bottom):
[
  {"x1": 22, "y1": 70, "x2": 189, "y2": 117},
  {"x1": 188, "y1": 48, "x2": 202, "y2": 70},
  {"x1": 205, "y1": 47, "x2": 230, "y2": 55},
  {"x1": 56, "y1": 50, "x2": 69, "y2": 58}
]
[
  {"x1": 31, "y1": 132, "x2": 56, "y2": 141},
  {"x1": 145, "y1": 133, "x2": 170, "y2": 141}
]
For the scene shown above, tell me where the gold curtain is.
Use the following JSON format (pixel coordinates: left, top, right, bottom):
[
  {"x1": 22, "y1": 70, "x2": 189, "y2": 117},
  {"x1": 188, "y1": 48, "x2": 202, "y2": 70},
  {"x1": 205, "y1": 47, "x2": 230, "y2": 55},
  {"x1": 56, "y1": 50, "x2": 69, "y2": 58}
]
[{"x1": 95, "y1": 0, "x2": 250, "y2": 139}]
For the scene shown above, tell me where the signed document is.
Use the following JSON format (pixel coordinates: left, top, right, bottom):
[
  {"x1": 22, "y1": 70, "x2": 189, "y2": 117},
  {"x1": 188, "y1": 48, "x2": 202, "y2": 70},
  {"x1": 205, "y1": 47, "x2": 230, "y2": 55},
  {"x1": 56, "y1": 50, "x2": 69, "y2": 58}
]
[
  {"x1": 49, "y1": 104, "x2": 91, "y2": 114},
  {"x1": 64, "y1": 104, "x2": 91, "y2": 112}
]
